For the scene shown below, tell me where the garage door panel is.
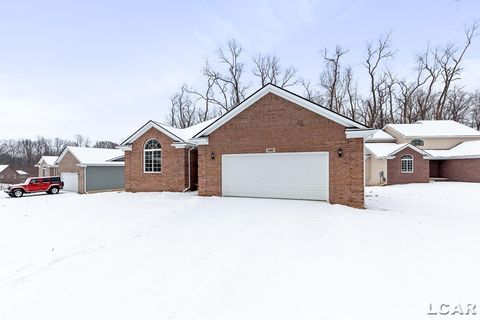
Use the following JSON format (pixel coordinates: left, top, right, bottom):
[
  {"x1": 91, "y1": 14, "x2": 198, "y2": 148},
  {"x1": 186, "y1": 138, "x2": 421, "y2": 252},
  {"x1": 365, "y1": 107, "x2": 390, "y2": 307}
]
[
  {"x1": 61, "y1": 172, "x2": 78, "y2": 192},
  {"x1": 222, "y1": 152, "x2": 329, "y2": 201}
]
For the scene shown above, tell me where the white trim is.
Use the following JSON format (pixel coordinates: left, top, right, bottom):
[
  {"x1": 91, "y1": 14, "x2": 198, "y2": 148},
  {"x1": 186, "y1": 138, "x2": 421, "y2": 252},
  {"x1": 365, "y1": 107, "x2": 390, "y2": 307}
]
[
  {"x1": 188, "y1": 137, "x2": 209, "y2": 145},
  {"x1": 193, "y1": 84, "x2": 367, "y2": 139},
  {"x1": 171, "y1": 142, "x2": 197, "y2": 149},
  {"x1": 143, "y1": 138, "x2": 162, "y2": 174},
  {"x1": 121, "y1": 121, "x2": 183, "y2": 146},
  {"x1": 400, "y1": 154, "x2": 414, "y2": 174},
  {"x1": 55, "y1": 147, "x2": 82, "y2": 165},
  {"x1": 346, "y1": 129, "x2": 377, "y2": 139},
  {"x1": 425, "y1": 155, "x2": 480, "y2": 160}
]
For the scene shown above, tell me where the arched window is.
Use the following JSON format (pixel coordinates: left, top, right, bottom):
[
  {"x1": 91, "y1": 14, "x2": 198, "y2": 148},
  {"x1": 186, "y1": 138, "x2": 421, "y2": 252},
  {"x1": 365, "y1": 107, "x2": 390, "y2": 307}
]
[
  {"x1": 411, "y1": 139, "x2": 424, "y2": 147},
  {"x1": 401, "y1": 155, "x2": 414, "y2": 173},
  {"x1": 144, "y1": 139, "x2": 162, "y2": 172}
]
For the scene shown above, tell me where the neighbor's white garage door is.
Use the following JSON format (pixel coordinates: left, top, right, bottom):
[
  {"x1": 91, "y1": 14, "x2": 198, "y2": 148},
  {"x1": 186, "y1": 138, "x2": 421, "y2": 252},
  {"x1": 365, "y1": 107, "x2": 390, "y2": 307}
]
[
  {"x1": 222, "y1": 152, "x2": 329, "y2": 201},
  {"x1": 61, "y1": 172, "x2": 78, "y2": 192}
]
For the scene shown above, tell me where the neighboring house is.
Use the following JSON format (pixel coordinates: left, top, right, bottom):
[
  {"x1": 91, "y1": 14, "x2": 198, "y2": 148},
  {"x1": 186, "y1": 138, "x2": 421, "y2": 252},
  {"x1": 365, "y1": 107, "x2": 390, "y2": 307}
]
[
  {"x1": 365, "y1": 120, "x2": 480, "y2": 185},
  {"x1": 15, "y1": 170, "x2": 29, "y2": 182},
  {"x1": 0, "y1": 165, "x2": 29, "y2": 184},
  {"x1": 120, "y1": 84, "x2": 373, "y2": 208},
  {"x1": 55, "y1": 147, "x2": 125, "y2": 193},
  {"x1": 35, "y1": 156, "x2": 58, "y2": 177}
]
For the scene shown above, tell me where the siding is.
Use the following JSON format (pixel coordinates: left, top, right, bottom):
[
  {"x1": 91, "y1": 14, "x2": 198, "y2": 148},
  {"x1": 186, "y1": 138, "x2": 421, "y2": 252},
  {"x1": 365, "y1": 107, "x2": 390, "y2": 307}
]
[{"x1": 86, "y1": 166, "x2": 125, "y2": 191}]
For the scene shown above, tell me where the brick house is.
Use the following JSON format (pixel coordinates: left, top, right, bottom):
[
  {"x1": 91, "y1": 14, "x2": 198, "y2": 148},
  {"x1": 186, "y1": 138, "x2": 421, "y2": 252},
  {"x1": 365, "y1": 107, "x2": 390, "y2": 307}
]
[
  {"x1": 365, "y1": 120, "x2": 480, "y2": 185},
  {"x1": 0, "y1": 165, "x2": 19, "y2": 184},
  {"x1": 120, "y1": 84, "x2": 372, "y2": 208},
  {"x1": 55, "y1": 147, "x2": 125, "y2": 193}
]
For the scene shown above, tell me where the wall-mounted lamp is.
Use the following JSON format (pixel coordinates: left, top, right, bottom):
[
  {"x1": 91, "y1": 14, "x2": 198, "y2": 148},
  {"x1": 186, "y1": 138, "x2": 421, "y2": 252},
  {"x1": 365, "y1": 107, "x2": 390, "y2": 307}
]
[
  {"x1": 210, "y1": 152, "x2": 215, "y2": 160},
  {"x1": 338, "y1": 148, "x2": 343, "y2": 157}
]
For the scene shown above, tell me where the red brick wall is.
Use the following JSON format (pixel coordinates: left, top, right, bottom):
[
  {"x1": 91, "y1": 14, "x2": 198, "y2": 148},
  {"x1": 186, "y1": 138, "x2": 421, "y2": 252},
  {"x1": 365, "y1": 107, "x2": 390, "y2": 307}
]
[
  {"x1": 125, "y1": 127, "x2": 197, "y2": 192},
  {"x1": 197, "y1": 93, "x2": 365, "y2": 208},
  {"x1": 439, "y1": 159, "x2": 480, "y2": 182},
  {"x1": 387, "y1": 147, "x2": 429, "y2": 185},
  {"x1": 429, "y1": 160, "x2": 440, "y2": 178}
]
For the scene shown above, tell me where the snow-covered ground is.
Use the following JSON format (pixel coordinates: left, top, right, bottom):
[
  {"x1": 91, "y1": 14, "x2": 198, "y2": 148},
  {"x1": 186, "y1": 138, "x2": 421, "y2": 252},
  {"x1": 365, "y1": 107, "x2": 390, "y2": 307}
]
[{"x1": 1, "y1": 183, "x2": 479, "y2": 320}]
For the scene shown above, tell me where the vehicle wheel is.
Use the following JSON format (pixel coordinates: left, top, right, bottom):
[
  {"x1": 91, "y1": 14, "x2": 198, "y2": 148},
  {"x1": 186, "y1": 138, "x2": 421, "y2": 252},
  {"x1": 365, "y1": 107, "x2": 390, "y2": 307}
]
[
  {"x1": 13, "y1": 189, "x2": 23, "y2": 198},
  {"x1": 50, "y1": 187, "x2": 59, "y2": 195},
  {"x1": 8, "y1": 193, "x2": 14, "y2": 197}
]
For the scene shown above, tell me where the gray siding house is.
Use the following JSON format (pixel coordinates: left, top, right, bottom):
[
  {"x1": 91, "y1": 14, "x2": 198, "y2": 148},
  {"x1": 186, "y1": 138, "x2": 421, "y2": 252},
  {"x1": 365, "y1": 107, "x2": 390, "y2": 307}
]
[{"x1": 55, "y1": 147, "x2": 125, "y2": 193}]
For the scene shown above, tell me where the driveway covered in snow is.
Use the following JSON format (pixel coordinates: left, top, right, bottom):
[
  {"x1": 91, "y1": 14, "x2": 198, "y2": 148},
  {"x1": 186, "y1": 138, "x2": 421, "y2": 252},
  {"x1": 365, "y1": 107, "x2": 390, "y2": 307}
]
[{"x1": 1, "y1": 182, "x2": 479, "y2": 320}]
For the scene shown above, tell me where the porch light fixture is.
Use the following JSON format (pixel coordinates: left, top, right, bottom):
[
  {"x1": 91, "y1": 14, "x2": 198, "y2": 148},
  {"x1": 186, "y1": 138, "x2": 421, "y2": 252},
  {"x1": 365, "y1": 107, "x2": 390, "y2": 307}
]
[
  {"x1": 338, "y1": 148, "x2": 343, "y2": 157},
  {"x1": 210, "y1": 152, "x2": 215, "y2": 160}
]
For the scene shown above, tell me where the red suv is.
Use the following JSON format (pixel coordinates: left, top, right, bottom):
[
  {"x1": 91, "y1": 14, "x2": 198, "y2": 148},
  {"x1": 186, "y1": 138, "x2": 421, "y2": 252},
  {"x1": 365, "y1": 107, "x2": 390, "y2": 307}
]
[{"x1": 5, "y1": 176, "x2": 64, "y2": 198}]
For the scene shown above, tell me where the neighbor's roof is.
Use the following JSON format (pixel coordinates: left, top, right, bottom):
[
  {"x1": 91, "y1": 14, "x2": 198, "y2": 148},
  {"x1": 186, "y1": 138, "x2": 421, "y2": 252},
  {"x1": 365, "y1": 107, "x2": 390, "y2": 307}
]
[
  {"x1": 16, "y1": 170, "x2": 28, "y2": 175},
  {"x1": 193, "y1": 83, "x2": 367, "y2": 139},
  {"x1": 0, "y1": 165, "x2": 9, "y2": 174},
  {"x1": 120, "y1": 117, "x2": 219, "y2": 146},
  {"x1": 36, "y1": 156, "x2": 58, "y2": 166},
  {"x1": 384, "y1": 120, "x2": 480, "y2": 138},
  {"x1": 365, "y1": 143, "x2": 430, "y2": 158},
  {"x1": 426, "y1": 140, "x2": 480, "y2": 159},
  {"x1": 56, "y1": 147, "x2": 125, "y2": 166},
  {"x1": 366, "y1": 130, "x2": 396, "y2": 142}
]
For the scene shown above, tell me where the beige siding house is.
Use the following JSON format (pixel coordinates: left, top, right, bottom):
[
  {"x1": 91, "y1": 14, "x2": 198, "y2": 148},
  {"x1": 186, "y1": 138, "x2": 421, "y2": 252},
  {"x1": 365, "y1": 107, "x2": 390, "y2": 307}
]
[
  {"x1": 36, "y1": 156, "x2": 58, "y2": 177},
  {"x1": 366, "y1": 120, "x2": 480, "y2": 185}
]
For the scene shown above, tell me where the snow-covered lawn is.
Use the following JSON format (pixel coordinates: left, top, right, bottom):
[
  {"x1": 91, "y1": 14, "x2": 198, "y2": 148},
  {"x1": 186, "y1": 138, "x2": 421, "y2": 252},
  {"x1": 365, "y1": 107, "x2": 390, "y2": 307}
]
[{"x1": 1, "y1": 183, "x2": 479, "y2": 320}]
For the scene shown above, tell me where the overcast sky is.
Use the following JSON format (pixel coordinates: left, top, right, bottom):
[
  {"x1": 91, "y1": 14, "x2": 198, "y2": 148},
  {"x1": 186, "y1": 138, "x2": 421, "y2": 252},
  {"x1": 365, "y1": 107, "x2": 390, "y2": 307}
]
[{"x1": 0, "y1": 0, "x2": 479, "y2": 142}]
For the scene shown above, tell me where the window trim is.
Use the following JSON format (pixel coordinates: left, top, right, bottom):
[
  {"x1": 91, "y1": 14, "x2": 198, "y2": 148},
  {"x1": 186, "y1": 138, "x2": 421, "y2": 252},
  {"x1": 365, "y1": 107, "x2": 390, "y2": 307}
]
[
  {"x1": 411, "y1": 139, "x2": 424, "y2": 147},
  {"x1": 143, "y1": 138, "x2": 162, "y2": 174},
  {"x1": 401, "y1": 154, "x2": 414, "y2": 174}
]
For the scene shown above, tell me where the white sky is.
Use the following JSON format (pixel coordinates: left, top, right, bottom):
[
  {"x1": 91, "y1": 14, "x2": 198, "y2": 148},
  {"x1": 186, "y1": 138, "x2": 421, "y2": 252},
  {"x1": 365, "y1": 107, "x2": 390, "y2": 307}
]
[{"x1": 0, "y1": 0, "x2": 479, "y2": 142}]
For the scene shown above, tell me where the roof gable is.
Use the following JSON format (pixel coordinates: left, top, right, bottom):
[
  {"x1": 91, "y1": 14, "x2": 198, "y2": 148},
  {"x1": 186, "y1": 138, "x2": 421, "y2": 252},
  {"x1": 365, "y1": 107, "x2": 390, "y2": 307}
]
[
  {"x1": 365, "y1": 143, "x2": 430, "y2": 159},
  {"x1": 192, "y1": 84, "x2": 367, "y2": 139},
  {"x1": 0, "y1": 165, "x2": 9, "y2": 174},
  {"x1": 120, "y1": 118, "x2": 218, "y2": 146}
]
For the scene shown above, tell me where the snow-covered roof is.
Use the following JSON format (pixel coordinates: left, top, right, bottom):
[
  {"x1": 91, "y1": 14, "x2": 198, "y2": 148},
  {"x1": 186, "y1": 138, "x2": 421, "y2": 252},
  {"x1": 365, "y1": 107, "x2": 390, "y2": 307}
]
[
  {"x1": 365, "y1": 143, "x2": 430, "y2": 158},
  {"x1": 366, "y1": 130, "x2": 396, "y2": 142},
  {"x1": 426, "y1": 140, "x2": 480, "y2": 159},
  {"x1": 120, "y1": 117, "x2": 219, "y2": 147},
  {"x1": 385, "y1": 120, "x2": 480, "y2": 138},
  {"x1": 16, "y1": 170, "x2": 28, "y2": 175},
  {"x1": 0, "y1": 165, "x2": 9, "y2": 174},
  {"x1": 154, "y1": 117, "x2": 219, "y2": 142},
  {"x1": 56, "y1": 147, "x2": 125, "y2": 166},
  {"x1": 36, "y1": 156, "x2": 58, "y2": 166}
]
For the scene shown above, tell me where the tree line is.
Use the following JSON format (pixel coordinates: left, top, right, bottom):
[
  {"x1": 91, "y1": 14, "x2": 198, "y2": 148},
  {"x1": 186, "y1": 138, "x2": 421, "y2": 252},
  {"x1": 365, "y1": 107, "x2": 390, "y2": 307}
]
[
  {"x1": 0, "y1": 135, "x2": 117, "y2": 172},
  {"x1": 167, "y1": 22, "x2": 480, "y2": 130}
]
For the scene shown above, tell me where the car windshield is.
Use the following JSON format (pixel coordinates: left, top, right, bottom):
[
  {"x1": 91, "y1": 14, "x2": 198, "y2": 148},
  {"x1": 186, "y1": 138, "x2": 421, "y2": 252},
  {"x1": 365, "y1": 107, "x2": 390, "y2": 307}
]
[{"x1": 23, "y1": 178, "x2": 32, "y2": 184}]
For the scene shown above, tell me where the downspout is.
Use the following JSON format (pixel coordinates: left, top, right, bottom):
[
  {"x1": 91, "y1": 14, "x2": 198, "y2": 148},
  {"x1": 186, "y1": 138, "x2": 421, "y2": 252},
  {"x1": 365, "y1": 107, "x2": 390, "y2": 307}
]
[
  {"x1": 83, "y1": 165, "x2": 89, "y2": 194},
  {"x1": 183, "y1": 146, "x2": 195, "y2": 192}
]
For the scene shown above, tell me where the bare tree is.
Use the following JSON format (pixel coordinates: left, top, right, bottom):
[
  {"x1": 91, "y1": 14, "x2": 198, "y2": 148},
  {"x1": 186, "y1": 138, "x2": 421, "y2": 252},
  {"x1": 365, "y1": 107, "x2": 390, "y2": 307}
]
[
  {"x1": 434, "y1": 21, "x2": 479, "y2": 119},
  {"x1": 364, "y1": 32, "x2": 395, "y2": 127},
  {"x1": 252, "y1": 54, "x2": 297, "y2": 87},
  {"x1": 166, "y1": 85, "x2": 197, "y2": 128},
  {"x1": 320, "y1": 46, "x2": 349, "y2": 113}
]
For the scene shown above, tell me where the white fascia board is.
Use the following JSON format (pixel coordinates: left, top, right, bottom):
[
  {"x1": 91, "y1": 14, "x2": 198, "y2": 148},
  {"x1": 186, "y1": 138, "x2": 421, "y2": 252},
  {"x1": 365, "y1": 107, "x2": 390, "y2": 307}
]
[
  {"x1": 188, "y1": 137, "x2": 209, "y2": 145},
  {"x1": 120, "y1": 121, "x2": 183, "y2": 146},
  {"x1": 117, "y1": 145, "x2": 132, "y2": 151},
  {"x1": 425, "y1": 155, "x2": 480, "y2": 160},
  {"x1": 193, "y1": 85, "x2": 367, "y2": 138},
  {"x1": 171, "y1": 142, "x2": 197, "y2": 149},
  {"x1": 77, "y1": 162, "x2": 125, "y2": 167},
  {"x1": 386, "y1": 144, "x2": 430, "y2": 157},
  {"x1": 346, "y1": 129, "x2": 376, "y2": 139}
]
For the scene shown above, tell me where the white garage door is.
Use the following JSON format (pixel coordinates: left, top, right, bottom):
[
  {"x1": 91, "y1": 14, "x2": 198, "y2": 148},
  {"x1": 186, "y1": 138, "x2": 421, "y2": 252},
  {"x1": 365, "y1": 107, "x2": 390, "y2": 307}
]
[
  {"x1": 61, "y1": 172, "x2": 78, "y2": 192},
  {"x1": 222, "y1": 152, "x2": 329, "y2": 201}
]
